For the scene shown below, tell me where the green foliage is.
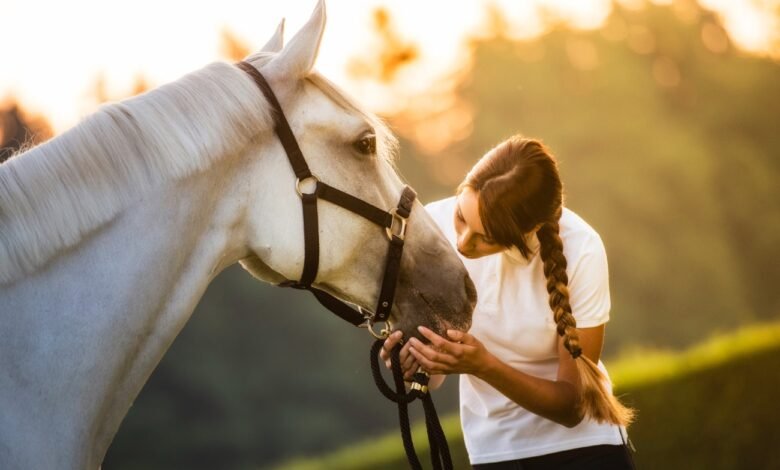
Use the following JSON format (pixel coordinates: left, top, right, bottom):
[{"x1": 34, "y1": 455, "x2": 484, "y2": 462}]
[{"x1": 275, "y1": 322, "x2": 780, "y2": 469}]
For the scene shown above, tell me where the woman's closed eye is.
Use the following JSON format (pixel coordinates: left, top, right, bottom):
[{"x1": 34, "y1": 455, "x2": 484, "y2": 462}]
[{"x1": 458, "y1": 207, "x2": 495, "y2": 244}]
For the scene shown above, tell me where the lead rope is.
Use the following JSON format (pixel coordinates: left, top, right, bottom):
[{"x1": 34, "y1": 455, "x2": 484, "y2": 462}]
[{"x1": 370, "y1": 340, "x2": 453, "y2": 470}]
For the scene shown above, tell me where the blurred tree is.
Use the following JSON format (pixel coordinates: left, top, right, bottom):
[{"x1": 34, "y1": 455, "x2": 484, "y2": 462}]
[
  {"x1": 0, "y1": 101, "x2": 52, "y2": 163},
  {"x1": 220, "y1": 29, "x2": 252, "y2": 62},
  {"x1": 346, "y1": 8, "x2": 419, "y2": 82}
]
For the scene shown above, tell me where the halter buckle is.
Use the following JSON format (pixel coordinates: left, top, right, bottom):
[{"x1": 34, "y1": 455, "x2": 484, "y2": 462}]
[
  {"x1": 385, "y1": 208, "x2": 408, "y2": 241},
  {"x1": 295, "y1": 175, "x2": 320, "y2": 197}
]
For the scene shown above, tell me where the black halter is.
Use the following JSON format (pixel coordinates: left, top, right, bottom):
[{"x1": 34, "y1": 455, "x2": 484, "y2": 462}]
[
  {"x1": 238, "y1": 61, "x2": 453, "y2": 470},
  {"x1": 236, "y1": 61, "x2": 416, "y2": 336}
]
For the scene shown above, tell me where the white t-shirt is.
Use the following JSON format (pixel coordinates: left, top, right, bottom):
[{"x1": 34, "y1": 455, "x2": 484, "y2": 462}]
[{"x1": 425, "y1": 196, "x2": 626, "y2": 464}]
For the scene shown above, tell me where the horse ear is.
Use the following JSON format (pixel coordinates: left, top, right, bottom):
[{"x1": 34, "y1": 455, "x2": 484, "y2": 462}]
[
  {"x1": 269, "y1": 0, "x2": 326, "y2": 78},
  {"x1": 261, "y1": 19, "x2": 285, "y2": 53}
]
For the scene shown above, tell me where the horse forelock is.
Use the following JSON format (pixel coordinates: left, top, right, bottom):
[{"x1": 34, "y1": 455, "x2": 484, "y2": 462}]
[{"x1": 0, "y1": 62, "x2": 274, "y2": 285}]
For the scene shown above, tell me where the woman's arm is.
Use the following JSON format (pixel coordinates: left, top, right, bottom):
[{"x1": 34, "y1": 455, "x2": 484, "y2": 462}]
[{"x1": 408, "y1": 325, "x2": 606, "y2": 428}]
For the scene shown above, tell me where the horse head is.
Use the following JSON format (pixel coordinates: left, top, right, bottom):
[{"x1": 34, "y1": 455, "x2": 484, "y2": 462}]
[{"x1": 236, "y1": 1, "x2": 476, "y2": 339}]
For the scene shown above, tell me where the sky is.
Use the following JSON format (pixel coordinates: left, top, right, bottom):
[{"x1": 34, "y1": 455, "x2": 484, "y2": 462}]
[{"x1": 1, "y1": 0, "x2": 777, "y2": 133}]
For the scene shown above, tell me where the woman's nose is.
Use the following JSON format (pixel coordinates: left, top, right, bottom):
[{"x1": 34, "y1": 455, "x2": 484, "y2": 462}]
[{"x1": 457, "y1": 235, "x2": 470, "y2": 254}]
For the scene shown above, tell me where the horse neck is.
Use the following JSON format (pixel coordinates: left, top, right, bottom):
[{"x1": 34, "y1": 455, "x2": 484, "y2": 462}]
[{"x1": 0, "y1": 162, "x2": 248, "y2": 469}]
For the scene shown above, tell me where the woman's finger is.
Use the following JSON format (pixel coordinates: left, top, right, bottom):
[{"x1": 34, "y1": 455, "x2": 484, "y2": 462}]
[
  {"x1": 381, "y1": 330, "x2": 404, "y2": 369},
  {"x1": 417, "y1": 326, "x2": 462, "y2": 355},
  {"x1": 403, "y1": 359, "x2": 420, "y2": 380},
  {"x1": 408, "y1": 337, "x2": 459, "y2": 366},
  {"x1": 381, "y1": 331, "x2": 403, "y2": 357},
  {"x1": 382, "y1": 331, "x2": 403, "y2": 354},
  {"x1": 409, "y1": 347, "x2": 451, "y2": 374},
  {"x1": 402, "y1": 348, "x2": 417, "y2": 372},
  {"x1": 447, "y1": 329, "x2": 478, "y2": 346}
]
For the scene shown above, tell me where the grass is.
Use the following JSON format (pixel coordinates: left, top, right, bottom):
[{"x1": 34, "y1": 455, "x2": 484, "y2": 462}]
[{"x1": 271, "y1": 321, "x2": 780, "y2": 470}]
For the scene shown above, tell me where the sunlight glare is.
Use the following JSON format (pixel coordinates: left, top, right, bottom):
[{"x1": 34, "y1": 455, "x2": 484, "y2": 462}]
[{"x1": 0, "y1": 0, "x2": 776, "y2": 134}]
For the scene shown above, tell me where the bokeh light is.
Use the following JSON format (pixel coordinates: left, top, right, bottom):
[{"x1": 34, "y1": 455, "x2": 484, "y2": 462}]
[{"x1": 1, "y1": 0, "x2": 776, "y2": 133}]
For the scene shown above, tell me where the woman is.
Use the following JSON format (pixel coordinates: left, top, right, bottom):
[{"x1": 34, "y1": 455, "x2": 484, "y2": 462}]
[{"x1": 382, "y1": 136, "x2": 635, "y2": 469}]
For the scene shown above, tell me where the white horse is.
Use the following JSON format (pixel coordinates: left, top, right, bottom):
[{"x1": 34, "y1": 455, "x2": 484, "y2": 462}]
[{"x1": 0, "y1": 3, "x2": 476, "y2": 468}]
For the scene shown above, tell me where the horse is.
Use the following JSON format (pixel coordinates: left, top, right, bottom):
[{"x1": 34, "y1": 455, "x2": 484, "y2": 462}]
[{"x1": 0, "y1": 2, "x2": 476, "y2": 468}]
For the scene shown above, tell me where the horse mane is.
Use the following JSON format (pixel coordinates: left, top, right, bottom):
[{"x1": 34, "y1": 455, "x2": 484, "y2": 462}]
[{"x1": 0, "y1": 61, "x2": 273, "y2": 285}]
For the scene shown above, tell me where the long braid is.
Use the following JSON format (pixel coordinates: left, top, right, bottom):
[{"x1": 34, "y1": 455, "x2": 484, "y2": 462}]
[
  {"x1": 537, "y1": 213, "x2": 635, "y2": 427},
  {"x1": 465, "y1": 135, "x2": 634, "y2": 426},
  {"x1": 537, "y1": 211, "x2": 580, "y2": 357}
]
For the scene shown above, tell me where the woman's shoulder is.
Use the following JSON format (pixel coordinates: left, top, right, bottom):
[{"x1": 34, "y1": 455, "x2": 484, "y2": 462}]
[
  {"x1": 560, "y1": 207, "x2": 605, "y2": 255},
  {"x1": 424, "y1": 196, "x2": 456, "y2": 226},
  {"x1": 424, "y1": 196, "x2": 456, "y2": 214}
]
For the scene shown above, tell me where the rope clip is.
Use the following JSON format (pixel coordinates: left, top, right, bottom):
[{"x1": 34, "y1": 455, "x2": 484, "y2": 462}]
[{"x1": 358, "y1": 307, "x2": 394, "y2": 339}]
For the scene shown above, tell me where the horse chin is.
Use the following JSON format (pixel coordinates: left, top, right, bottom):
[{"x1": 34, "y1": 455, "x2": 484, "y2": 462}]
[{"x1": 392, "y1": 310, "x2": 472, "y2": 345}]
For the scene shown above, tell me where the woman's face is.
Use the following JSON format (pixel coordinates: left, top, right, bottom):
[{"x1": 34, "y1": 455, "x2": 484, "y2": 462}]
[{"x1": 453, "y1": 187, "x2": 505, "y2": 259}]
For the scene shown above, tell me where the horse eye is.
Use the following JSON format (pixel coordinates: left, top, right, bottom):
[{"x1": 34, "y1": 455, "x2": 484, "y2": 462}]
[{"x1": 353, "y1": 134, "x2": 376, "y2": 156}]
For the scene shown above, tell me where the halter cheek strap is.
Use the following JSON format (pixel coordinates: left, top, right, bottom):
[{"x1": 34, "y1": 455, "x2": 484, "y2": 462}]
[
  {"x1": 238, "y1": 61, "x2": 454, "y2": 470},
  {"x1": 236, "y1": 61, "x2": 416, "y2": 330}
]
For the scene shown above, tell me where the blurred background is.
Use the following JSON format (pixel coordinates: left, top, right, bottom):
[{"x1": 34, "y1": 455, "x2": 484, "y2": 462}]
[{"x1": 2, "y1": 0, "x2": 779, "y2": 468}]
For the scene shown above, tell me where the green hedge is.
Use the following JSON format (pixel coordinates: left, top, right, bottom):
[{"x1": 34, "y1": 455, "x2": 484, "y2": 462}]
[{"x1": 273, "y1": 322, "x2": 780, "y2": 470}]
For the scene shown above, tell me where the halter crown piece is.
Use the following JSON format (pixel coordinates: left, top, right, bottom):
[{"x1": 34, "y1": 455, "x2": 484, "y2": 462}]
[{"x1": 236, "y1": 61, "x2": 416, "y2": 339}]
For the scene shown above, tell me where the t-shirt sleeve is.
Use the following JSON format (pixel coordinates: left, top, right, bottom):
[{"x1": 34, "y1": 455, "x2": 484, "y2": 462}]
[
  {"x1": 568, "y1": 234, "x2": 611, "y2": 328},
  {"x1": 424, "y1": 198, "x2": 457, "y2": 246}
]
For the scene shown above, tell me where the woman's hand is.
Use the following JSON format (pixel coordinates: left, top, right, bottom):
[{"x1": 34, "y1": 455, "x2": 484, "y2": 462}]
[
  {"x1": 408, "y1": 326, "x2": 494, "y2": 376},
  {"x1": 380, "y1": 330, "x2": 421, "y2": 381}
]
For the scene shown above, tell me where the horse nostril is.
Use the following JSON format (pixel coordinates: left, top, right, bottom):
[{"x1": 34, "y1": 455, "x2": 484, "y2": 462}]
[{"x1": 464, "y1": 275, "x2": 477, "y2": 309}]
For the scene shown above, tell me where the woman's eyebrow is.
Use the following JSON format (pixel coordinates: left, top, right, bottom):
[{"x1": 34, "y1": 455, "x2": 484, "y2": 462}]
[
  {"x1": 457, "y1": 198, "x2": 487, "y2": 237},
  {"x1": 456, "y1": 200, "x2": 471, "y2": 227}
]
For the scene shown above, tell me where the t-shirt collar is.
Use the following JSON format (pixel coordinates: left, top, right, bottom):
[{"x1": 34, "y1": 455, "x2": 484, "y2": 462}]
[{"x1": 502, "y1": 232, "x2": 540, "y2": 265}]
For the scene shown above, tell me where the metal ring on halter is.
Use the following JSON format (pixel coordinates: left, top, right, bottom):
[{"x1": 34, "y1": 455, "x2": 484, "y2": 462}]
[
  {"x1": 295, "y1": 175, "x2": 320, "y2": 197},
  {"x1": 359, "y1": 315, "x2": 395, "y2": 340},
  {"x1": 385, "y1": 208, "x2": 408, "y2": 241},
  {"x1": 357, "y1": 306, "x2": 394, "y2": 339}
]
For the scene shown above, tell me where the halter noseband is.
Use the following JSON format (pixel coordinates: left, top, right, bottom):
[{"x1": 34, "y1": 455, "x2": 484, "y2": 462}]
[{"x1": 236, "y1": 61, "x2": 416, "y2": 338}]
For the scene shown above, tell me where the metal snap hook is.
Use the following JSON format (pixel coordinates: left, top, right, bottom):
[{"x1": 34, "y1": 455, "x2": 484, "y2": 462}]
[{"x1": 359, "y1": 318, "x2": 394, "y2": 340}]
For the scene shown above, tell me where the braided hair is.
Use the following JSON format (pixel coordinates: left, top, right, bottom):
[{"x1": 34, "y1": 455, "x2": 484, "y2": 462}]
[{"x1": 460, "y1": 136, "x2": 634, "y2": 426}]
